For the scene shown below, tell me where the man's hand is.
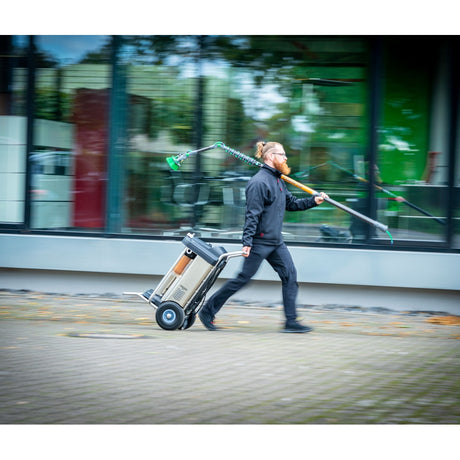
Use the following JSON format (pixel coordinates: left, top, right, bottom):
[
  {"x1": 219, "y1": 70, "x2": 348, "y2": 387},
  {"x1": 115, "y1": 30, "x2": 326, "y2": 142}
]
[
  {"x1": 314, "y1": 192, "x2": 329, "y2": 204},
  {"x1": 242, "y1": 246, "x2": 251, "y2": 257}
]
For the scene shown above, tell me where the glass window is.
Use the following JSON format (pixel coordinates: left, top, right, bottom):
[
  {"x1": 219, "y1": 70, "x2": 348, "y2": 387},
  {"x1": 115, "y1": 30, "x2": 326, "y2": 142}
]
[
  {"x1": 30, "y1": 35, "x2": 112, "y2": 230},
  {"x1": 0, "y1": 36, "x2": 28, "y2": 225},
  {"x1": 120, "y1": 36, "x2": 371, "y2": 244},
  {"x1": 454, "y1": 87, "x2": 460, "y2": 249},
  {"x1": 377, "y1": 37, "x2": 450, "y2": 245},
  {"x1": 119, "y1": 36, "x2": 199, "y2": 235},
  {"x1": 18, "y1": 35, "x2": 454, "y2": 248},
  {"x1": 202, "y1": 37, "x2": 370, "y2": 244}
]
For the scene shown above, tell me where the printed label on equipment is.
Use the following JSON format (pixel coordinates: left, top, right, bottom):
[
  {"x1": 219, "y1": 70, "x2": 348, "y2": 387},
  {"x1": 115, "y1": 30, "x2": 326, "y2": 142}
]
[{"x1": 172, "y1": 285, "x2": 188, "y2": 302}]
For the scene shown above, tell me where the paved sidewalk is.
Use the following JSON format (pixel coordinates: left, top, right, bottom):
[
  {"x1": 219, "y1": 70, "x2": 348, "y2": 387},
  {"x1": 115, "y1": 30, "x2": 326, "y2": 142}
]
[{"x1": 0, "y1": 290, "x2": 459, "y2": 424}]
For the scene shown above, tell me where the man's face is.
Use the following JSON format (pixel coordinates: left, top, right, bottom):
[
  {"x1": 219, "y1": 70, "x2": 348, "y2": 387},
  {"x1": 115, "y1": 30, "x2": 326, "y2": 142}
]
[{"x1": 271, "y1": 148, "x2": 291, "y2": 175}]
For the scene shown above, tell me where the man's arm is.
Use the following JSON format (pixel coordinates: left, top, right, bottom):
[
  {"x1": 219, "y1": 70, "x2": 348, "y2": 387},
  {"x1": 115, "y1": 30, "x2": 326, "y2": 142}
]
[
  {"x1": 242, "y1": 180, "x2": 266, "y2": 248},
  {"x1": 285, "y1": 190, "x2": 328, "y2": 211}
]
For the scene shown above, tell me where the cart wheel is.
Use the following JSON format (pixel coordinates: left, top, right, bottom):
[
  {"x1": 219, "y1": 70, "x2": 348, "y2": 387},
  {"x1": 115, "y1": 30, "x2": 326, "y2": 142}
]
[
  {"x1": 181, "y1": 313, "x2": 196, "y2": 330},
  {"x1": 156, "y1": 301, "x2": 185, "y2": 331}
]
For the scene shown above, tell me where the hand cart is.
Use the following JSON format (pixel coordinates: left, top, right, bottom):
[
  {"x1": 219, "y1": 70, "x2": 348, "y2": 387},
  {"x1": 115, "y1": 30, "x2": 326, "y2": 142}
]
[{"x1": 125, "y1": 233, "x2": 243, "y2": 330}]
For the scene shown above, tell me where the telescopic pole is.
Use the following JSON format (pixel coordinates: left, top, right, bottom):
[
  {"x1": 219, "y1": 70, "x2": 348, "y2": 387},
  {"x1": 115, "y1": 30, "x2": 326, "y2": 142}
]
[{"x1": 166, "y1": 142, "x2": 394, "y2": 243}]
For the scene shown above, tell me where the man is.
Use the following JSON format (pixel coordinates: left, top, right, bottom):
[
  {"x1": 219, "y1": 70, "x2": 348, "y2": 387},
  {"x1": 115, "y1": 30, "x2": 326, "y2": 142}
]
[{"x1": 199, "y1": 141, "x2": 328, "y2": 333}]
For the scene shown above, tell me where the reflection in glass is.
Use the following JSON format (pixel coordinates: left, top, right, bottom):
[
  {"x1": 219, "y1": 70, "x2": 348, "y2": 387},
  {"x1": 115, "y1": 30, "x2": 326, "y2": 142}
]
[
  {"x1": 122, "y1": 36, "x2": 371, "y2": 244},
  {"x1": 378, "y1": 37, "x2": 449, "y2": 244},
  {"x1": 30, "y1": 35, "x2": 111, "y2": 229},
  {"x1": 0, "y1": 36, "x2": 28, "y2": 224},
  {"x1": 8, "y1": 35, "x2": 455, "y2": 248}
]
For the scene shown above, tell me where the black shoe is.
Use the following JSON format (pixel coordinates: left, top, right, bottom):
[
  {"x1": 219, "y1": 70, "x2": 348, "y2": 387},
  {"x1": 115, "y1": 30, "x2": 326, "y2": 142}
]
[
  {"x1": 282, "y1": 321, "x2": 313, "y2": 333},
  {"x1": 199, "y1": 310, "x2": 219, "y2": 331}
]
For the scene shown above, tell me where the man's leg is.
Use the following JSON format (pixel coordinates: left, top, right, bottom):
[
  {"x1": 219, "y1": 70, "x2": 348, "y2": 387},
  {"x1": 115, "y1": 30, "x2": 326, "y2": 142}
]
[
  {"x1": 267, "y1": 244, "x2": 312, "y2": 332},
  {"x1": 266, "y1": 243, "x2": 298, "y2": 322},
  {"x1": 200, "y1": 245, "x2": 268, "y2": 326}
]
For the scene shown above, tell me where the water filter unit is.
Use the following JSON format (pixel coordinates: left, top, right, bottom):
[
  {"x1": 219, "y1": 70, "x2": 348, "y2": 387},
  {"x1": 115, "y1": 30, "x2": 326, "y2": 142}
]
[{"x1": 125, "y1": 233, "x2": 243, "y2": 330}]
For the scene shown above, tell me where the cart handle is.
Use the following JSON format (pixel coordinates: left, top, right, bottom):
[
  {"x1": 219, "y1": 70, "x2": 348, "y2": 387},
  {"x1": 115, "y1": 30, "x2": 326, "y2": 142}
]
[{"x1": 217, "y1": 250, "x2": 245, "y2": 263}]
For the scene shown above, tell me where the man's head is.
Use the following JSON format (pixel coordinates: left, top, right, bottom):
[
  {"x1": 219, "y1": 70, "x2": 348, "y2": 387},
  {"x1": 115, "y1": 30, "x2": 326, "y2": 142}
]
[{"x1": 256, "y1": 141, "x2": 291, "y2": 175}]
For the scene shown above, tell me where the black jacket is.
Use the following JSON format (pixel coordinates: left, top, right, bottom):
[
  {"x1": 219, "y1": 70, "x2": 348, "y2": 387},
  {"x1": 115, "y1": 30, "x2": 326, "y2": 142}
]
[{"x1": 242, "y1": 164, "x2": 318, "y2": 247}]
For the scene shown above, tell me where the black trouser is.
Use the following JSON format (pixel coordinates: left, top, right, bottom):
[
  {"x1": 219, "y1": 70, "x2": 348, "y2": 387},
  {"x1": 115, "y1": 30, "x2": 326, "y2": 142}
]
[{"x1": 202, "y1": 242, "x2": 299, "y2": 322}]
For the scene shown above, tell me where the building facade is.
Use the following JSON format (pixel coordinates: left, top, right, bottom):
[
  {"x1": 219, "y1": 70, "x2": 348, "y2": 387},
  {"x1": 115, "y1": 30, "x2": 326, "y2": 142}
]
[{"x1": 0, "y1": 36, "x2": 459, "y2": 313}]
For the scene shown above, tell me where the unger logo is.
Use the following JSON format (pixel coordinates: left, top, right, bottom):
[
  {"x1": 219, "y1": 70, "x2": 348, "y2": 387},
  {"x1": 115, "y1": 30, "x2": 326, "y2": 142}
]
[{"x1": 173, "y1": 285, "x2": 187, "y2": 302}]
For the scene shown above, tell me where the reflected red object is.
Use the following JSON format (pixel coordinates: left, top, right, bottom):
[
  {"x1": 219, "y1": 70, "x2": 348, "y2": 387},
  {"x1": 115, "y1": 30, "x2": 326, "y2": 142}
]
[{"x1": 72, "y1": 89, "x2": 108, "y2": 227}]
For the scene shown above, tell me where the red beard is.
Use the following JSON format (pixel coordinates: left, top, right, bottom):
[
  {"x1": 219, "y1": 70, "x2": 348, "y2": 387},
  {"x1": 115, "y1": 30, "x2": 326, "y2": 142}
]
[{"x1": 275, "y1": 161, "x2": 291, "y2": 176}]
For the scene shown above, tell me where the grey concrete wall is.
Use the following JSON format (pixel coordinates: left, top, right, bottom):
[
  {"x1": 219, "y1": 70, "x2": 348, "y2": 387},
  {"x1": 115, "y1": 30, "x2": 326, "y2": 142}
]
[{"x1": 1, "y1": 234, "x2": 459, "y2": 314}]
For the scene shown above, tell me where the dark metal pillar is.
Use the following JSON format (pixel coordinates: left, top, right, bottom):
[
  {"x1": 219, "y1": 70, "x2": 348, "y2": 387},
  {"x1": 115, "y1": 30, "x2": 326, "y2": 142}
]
[
  {"x1": 24, "y1": 35, "x2": 36, "y2": 231},
  {"x1": 367, "y1": 36, "x2": 384, "y2": 243},
  {"x1": 105, "y1": 35, "x2": 128, "y2": 234},
  {"x1": 191, "y1": 35, "x2": 205, "y2": 228}
]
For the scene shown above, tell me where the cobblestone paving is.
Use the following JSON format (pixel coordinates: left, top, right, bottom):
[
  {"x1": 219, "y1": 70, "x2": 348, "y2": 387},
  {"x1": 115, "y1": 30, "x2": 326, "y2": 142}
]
[{"x1": 0, "y1": 291, "x2": 459, "y2": 424}]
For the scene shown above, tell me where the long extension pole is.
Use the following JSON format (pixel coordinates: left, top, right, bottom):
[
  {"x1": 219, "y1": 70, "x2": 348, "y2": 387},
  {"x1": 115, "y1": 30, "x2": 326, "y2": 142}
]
[{"x1": 167, "y1": 142, "x2": 394, "y2": 243}]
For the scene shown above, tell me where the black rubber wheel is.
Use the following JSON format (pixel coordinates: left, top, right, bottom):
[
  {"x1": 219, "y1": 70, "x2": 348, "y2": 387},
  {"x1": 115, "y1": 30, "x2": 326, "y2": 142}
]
[
  {"x1": 181, "y1": 313, "x2": 196, "y2": 330},
  {"x1": 156, "y1": 301, "x2": 185, "y2": 330}
]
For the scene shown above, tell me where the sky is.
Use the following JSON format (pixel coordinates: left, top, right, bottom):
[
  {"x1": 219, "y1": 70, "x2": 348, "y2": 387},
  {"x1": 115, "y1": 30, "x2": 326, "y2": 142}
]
[{"x1": 35, "y1": 35, "x2": 110, "y2": 64}]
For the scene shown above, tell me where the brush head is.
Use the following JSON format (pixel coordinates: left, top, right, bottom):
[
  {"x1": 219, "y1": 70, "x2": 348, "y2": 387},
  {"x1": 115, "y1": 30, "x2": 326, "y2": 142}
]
[{"x1": 166, "y1": 156, "x2": 180, "y2": 171}]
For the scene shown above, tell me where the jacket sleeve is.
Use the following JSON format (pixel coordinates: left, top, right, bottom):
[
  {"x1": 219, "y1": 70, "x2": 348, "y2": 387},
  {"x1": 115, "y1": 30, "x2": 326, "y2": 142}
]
[
  {"x1": 242, "y1": 180, "x2": 266, "y2": 247},
  {"x1": 285, "y1": 189, "x2": 318, "y2": 211}
]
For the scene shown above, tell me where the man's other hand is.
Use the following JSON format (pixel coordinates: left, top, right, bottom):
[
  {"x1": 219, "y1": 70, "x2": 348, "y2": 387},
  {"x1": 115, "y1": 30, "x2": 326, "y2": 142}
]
[
  {"x1": 314, "y1": 192, "x2": 329, "y2": 204},
  {"x1": 242, "y1": 246, "x2": 251, "y2": 257}
]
